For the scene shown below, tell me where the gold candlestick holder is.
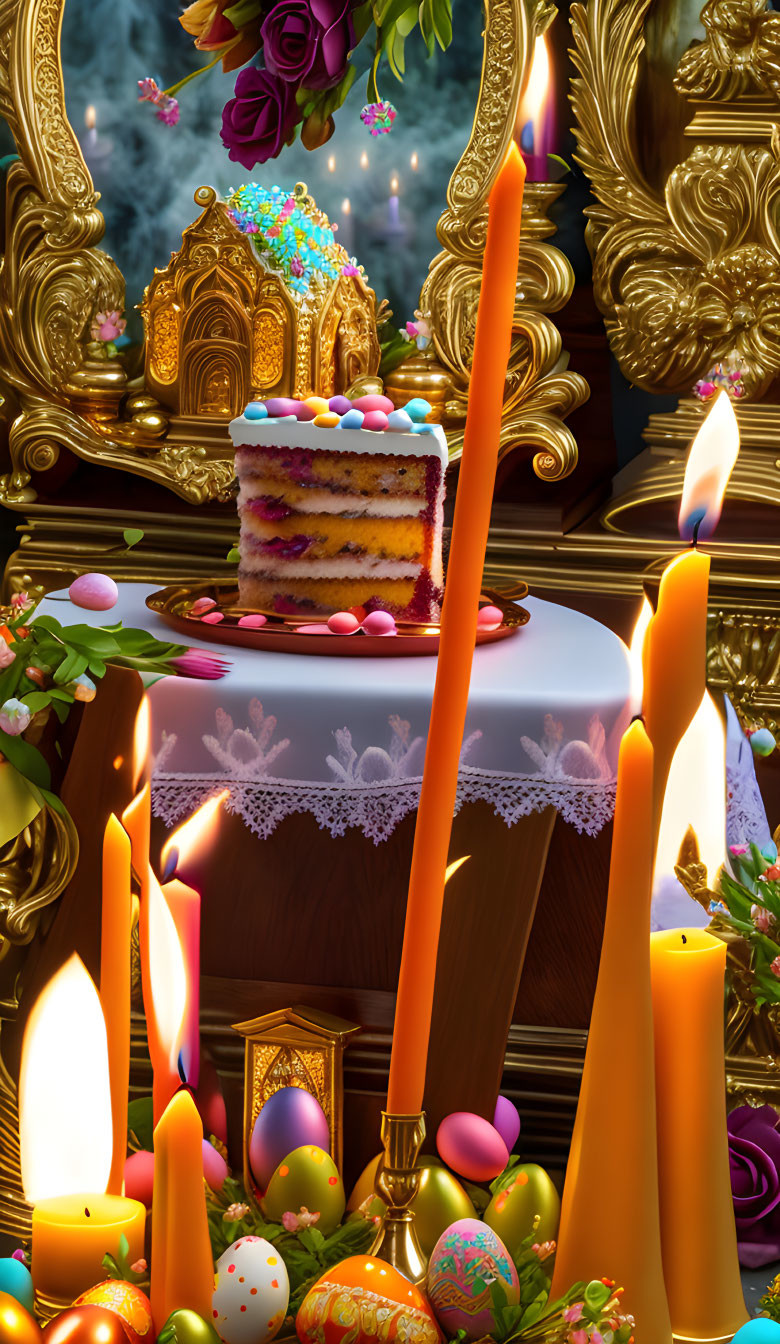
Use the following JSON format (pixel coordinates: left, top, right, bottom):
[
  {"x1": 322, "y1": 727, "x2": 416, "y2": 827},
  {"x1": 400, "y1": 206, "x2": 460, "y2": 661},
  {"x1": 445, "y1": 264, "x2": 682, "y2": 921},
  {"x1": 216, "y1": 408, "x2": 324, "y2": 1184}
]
[{"x1": 369, "y1": 1111, "x2": 427, "y2": 1285}]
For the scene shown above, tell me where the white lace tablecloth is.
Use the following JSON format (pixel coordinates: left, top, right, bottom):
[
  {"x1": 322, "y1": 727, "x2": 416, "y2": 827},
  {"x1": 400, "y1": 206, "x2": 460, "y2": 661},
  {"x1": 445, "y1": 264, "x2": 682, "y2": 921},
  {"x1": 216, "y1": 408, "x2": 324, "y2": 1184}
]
[{"x1": 41, "y1": 584, "x2": 633, "y2": 844}]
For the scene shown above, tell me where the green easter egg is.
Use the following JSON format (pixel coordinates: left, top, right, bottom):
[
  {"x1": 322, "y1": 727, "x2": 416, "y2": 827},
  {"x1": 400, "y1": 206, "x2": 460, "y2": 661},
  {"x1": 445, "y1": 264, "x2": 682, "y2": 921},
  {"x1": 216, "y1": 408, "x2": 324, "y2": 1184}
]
[
  {"x1": 348, "y1": 1154, "x2": 475, "y2": 1257},
  {"x1": 157, "y1": 1309, "x2": 222, "y2": 1343},
  {"x1": 263, "y1": 1144, "x2": 345, "y2": 1234},
  {"x1": 483, "y1": 1162, "x2": 561, "y2": 1255}
]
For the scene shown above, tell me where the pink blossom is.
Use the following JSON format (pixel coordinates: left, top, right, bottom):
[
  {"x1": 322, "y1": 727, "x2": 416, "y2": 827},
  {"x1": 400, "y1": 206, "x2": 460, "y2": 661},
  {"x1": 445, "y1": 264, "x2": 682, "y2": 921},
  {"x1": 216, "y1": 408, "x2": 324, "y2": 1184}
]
[
  {"x1": 0, "y1": 637, "x2": 15, "y2": 669},
  {"x1": 91, "y1": 310, "x2": 126, "y2": 343},
  {"x1": 564, "y1": 1304, "x2": 584, "y2": 1324},
  {"x1": 223, "y1": 1202, "x2": 250, "y2": 1222},
  {"x1": 591, "y1": 1333, "x2": 604, "y2": 1344},
  {"x1": 156, "y1": 97, "x2": 180, "y2": 127},
  {"x1": 131, "y1": 1258, "x2": 147, "y2": 1274},
  {"x1": 10, "y1": 592, "x2": 31, "y2": 612},
  {"x1": 695, "y1": 380, "x2": 716, "y2": 398},
  {"x1": 138, "y1": 77, "x2": 161, "y2": 102},
  {"x1": 341, "y1": 264, "x2": 360, "y2": 276},
  {"x1": 171, "y1": 650, "x2": 229, "y2": 680},
  {"x1": 771, "y1": 956, "x2": 780, "y2": 978},
  {"x1": 752, "y1": 903, "x2": 775, "y2": 933},
  {"x1": 570, "y1": 1330, "x2": 588, "y2": 1344},
  {"x1": 730, "y1": 844, "x2": 749, "y2": 856},
  {"x1": 281, "y1": 1206, "x2": 320, "y2": 1231},
  {"x1": 0, "y1": 699, "x2": 30, "y2": 735},
  {"x1": 290, "y1": 256, "x2": 304, "y2": 277}
]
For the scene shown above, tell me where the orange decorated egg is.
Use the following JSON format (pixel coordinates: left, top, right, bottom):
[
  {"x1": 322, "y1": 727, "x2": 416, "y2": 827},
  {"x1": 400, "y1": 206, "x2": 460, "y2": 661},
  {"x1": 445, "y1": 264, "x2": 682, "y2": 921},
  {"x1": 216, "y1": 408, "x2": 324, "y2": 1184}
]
[
  {"x1": 74, "y1": 1281, "x2": 154, "y2": 1343},
  {"x1": 0, "y1": 1291, "x2": 42, "y2": 1344},
  {"x1": 42, "y1": 1305, "x2": 131, "y2": 1343},
  {"x1": 295, "y1": 1256, "x2": 442, "y2": 1344}
]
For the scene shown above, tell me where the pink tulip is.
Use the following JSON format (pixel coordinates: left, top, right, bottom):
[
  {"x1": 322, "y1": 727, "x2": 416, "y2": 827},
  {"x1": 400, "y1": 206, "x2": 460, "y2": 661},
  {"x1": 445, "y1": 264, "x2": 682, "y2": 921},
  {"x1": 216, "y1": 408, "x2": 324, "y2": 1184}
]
[
  {"x1": 0, "y1": 637, "x2": 15, "y2": 669},
  {"x1": 171, "y1": 649, "x2": 229, "y2": 680}
]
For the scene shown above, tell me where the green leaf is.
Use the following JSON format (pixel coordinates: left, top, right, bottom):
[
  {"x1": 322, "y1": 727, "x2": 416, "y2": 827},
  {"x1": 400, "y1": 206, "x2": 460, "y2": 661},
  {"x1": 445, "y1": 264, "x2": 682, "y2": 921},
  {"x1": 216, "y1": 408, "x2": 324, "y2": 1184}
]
[
  {"x1": 0, "y1": 730, "x2": 51, "y2": 789},
  {"x1": 53, "y1": 650, "x2": 88, "y2": 685},
  {"x1": 123, "y1": 528, "x2": 145, "y2": 550},
  {"x1": 128, "y1": 1096, "x2": 155, "y2": 1151},
  {"x1": 0, "y1": 759, "x2": 41, "y2": 846},
  {"x1": 227, "y1": 547, "x2": 240, "y2": 564},
  {"x1": 63, "y1": 626, "x2": 121, "y2": 656},
  {"x1": 30, "y1": 614, "x2": 63, "y2": 637},
  {"x1": 223, "y1": 0, "x2": 264, "y2": 26},
  {"x1": 20, "y1": 692, "x2": 52, "y2": 713},
  {"x1": 431, "y1": 0, "x2": 452, "y2": 48}
]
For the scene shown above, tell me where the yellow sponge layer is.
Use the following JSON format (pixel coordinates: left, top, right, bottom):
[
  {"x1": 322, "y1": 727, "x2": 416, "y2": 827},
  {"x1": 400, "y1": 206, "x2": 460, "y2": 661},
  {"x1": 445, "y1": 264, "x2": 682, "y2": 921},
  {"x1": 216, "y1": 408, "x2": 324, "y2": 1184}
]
[
  {"x1": 238, "y1": 573, "x2": 419, "y2": 617},
  {"x1": 241, "y1": 512, "x2": 429, "y2": 562}
]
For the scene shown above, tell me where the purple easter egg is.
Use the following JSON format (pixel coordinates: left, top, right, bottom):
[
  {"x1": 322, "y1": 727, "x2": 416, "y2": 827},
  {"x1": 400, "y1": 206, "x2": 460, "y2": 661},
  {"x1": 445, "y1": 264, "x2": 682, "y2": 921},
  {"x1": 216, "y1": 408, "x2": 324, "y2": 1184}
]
[
  {"x1": 328, "y1": 395, "x2": 353, "y2": 415},
  {"x1": 265, "y1": 397, "x2": 305, "y2": 419},
  {"x1": 362, "y1": 409, "x2": 390, "y2": 432},
  {"x1": 202, "y1": 1139, "x2": 229, "y2": 1191},
  {"x1": 437, "y1": 1112, "x2": 509, "y2": 1183},
  {"x1": 249, "y1": 1086, "x2": 330, "y2": 1191},
  {"x1": 69, "y1": 572, "x2": 119, "y2": 611},
  {"x1": 493, "y1": 1095, "x2": 521, "y2": 1152},
  {"x1": 353, "y1": 394, "x2": 395, "y2": 415}
]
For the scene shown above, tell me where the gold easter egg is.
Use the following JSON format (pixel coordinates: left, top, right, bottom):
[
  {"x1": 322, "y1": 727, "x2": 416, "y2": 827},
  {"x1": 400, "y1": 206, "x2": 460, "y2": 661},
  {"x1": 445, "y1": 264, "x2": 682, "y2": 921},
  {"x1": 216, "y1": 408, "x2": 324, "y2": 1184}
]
[
  {"x1": 263, "y1": 1144, "x2": 345, "y2": 1234},
  {"x1": 348, "y1": 1155, "x2": 475, "y2": 1257},
  {"x1": 0, "y1": 1292, "x2": 42, "y2": 1344},
  {"x1": 157, "y1": 1309, "x2": 223, "y2": 1343},
  {"x1": 483, "y1": 1163, "x2": 561, "y2": 1256}
]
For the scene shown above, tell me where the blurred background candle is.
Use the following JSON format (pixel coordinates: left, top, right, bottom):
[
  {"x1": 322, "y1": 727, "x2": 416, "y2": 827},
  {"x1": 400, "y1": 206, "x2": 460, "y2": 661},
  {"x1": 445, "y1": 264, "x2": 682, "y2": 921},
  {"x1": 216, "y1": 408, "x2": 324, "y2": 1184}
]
[
  {"x1": 159, "y1": 790, "x2": 228, "y2": 1091},
  {"x1": 19, "y1": 956, "x2": 145, "y2": 1307},
  {"x1": 410, "y1": 151, "x2": 419, "y2": 171},
  {"x1": 80, "y1": 104, "x2": 113, "y2": 176},
  {"x1": 388, "y1": 174, "x2": 401, "y2": 233},
  {"x1": 651, "y1": 928, "x2": 747, "y2": 1340},
  {"x1": 517, "y1": 34, "x2": 555, "y2": 181},
  {"x1": 101, "y1": 814, "x2": 132, "y2": 1196},
  {"x1": 151, "y1": 1090, "x2": 215, "y2": 1331},
  {"x1": 360, "y1": 149, "x2": 369, "y2": 170}
]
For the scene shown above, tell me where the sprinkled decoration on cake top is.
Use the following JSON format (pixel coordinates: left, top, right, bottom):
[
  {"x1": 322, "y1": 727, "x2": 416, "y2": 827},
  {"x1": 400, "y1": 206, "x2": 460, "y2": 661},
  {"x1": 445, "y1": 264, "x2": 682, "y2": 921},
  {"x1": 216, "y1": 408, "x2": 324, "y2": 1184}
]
[
  {"x1": 225, "y1": 183, "x2": 368, "y2": 296},
  {"x1": 240, "y1": 394, "x2": 436, "y2": 435}
]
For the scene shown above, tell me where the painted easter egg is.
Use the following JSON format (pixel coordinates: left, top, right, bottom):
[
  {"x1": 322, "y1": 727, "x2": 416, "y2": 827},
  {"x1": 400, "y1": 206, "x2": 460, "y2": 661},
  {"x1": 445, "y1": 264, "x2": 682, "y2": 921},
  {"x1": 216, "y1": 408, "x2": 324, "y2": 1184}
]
[
  {"x1": 483, "y1": 1162, "x2": 561, "y2": 1254},
  {"x1": 436, "y1": 1112, "x2": 509, "y2": 1182},
  {"x1": 296, "y1": 1255, "x2": 442, "y2": 1344},
  {"x1": 493, "y1": 1095, "x2": 521, "y2": 1152},
  {"x1": 427, "y1": 1218, "x2": 519, "y2": 1340},
  {"x1": 352, "y1": 394, "x2": 395, "y2": 415},
  {"x1": 69, "y1": 573, "x2": 118, "y2": 611},
  {"x1": 42, "y1": 1306, "x2": 129, "y2": 1344},
  {"x1": 0, "y1": 1259, "x2": 34, "y2": 1315},
  {"x1": 751, "y1": 728, "x2": 776, "y2": 756},
  {"x1": 263, "y1": 1145, "x2": 345, "y2": 1235},
  {"x1": 124, "y1": 1150, "x2": 155, "y2": 1208},
  {"x1": 0, "y1": 1292, "x2": 42, "y2": 1344},
  {"x1": 249, "y1": 1087, "x2": 330, "y2": 1191},
  {"x1": 733, "y1": 1321, "x2": 780, "y2": 1344},
  {"x1": 203, "y1": 1139, "x2": 229, "y2": 1192},
  {"x1": 74, "y1": 1282, "x2": 154, "y2": 1344},
  {"x1": 348, "y1": 1154, "x2": 476, "y2": 1257},
  {"x1": 212, "y1": 1236, "x2": 289, "y2": 1344},
  {"x1": 157, "y1": 1310, "x2": 222, "y2": 1343}
]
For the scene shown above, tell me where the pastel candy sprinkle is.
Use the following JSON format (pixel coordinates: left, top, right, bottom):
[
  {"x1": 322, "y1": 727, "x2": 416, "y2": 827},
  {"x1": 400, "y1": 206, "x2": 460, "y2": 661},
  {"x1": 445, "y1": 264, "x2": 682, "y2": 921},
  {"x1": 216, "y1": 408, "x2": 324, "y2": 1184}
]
[
  {"x1": 362, "y1": 609, "x2": 397, "y2": 636},
  {"x1": 190, "y1": 596, "x2": 217, "y2": 615},
  {"x1": 387, "y1": 408, "x2": 414, "y2": 433},
  {"x1": 362, "y1": 409, "x2": 390, "y2": 431},
  {"x1": 304, "y1": 396, "x2": 330, "y2": 416},
  {"x1": 244, "y1": 401, "x2": 268, "y2": 420},
  {"x1": 313, "y1": 412, "x2": 341, "y2": 428},
  {"x1": 238, "y1": 613, "x2": 267, "y2": 628},
  {"x1": 201, "y1": 610, "x2": 225, "y2": 624},
  {"x1": 265, "y1": 397, "x2": 302, "y2": 418},
  {"x1": 294, "y1": 401, "x2": 318, "y2": 421},
  {"x1": 404, "y1": 397, "x2": 433, "y2": 422},
  {"x1": 329, "y1": 395, "x2": 352, "y2": 415},
  {"x1": 411, "y1": 422, "x2": 436, "y2": 434},
  {"x1": 353, "y1": 394, "x2": 395, "y2": 414},
  {"x1": 477, "y1": 605, "x2": 503, "y2": 632},
  {"x1": 751, "y1": 728, "x2": 776, "y2": 756},
  {"x1": 328, "y1": 611, "x2": 360, "y2": 634},
  {"x1": 338, "y1": 409, "x2": 365, "y2": 429},
  {"x1": 295, "y1": 623, "x2": 332, "y2": 634}
]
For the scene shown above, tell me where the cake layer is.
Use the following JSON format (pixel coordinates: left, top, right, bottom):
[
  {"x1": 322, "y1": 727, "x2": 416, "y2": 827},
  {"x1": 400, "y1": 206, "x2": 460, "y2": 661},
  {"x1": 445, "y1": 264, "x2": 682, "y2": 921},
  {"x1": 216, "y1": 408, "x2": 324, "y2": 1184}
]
[
  {"x1": 236, "y1": 445, "x2": 434, "y2": 499},
  {"x1": 239, "y1": 510, "x2": 430, "y2": 564},
  {"x1": 237, "y1": 569, "x2": 442, "y2": 621},
  {"x1": 230, "y1": 415, "x2": 449, "y2": 465},
  {"x1": 237, "y1": 482, "x2": 428, "y2": 519},
  {"x1": 239, "y1": 551, "x2": 421, "y2": 580}
]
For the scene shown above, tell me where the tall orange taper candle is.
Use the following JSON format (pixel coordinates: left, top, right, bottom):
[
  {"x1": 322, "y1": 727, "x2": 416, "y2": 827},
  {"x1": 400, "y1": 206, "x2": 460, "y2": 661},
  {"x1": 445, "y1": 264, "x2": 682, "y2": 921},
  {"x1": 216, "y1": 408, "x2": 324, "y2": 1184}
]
[
  {"x1": 387, "y1": 141, "x2": 525, "y2": 1114},
  {"x1": 550, "y1": 720, "x2": 672, "y2": 1342},
  {"x1": 651, "y1": 928, "x2": 747, "y2": 1341},
  {"x1": 101, "y1": 813, "x2": 132, "y2": 1196},
  {"x1": 151, "y1": 1089, "x2": 214, "y2": 1331}
]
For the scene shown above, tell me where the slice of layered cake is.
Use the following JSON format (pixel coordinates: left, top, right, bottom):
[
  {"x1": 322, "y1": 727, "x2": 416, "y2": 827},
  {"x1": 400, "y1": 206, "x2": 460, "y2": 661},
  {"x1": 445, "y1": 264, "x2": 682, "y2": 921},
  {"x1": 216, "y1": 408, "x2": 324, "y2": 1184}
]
[{"x1": 231, "y1": 395, "x2": 447, "y2": 621}]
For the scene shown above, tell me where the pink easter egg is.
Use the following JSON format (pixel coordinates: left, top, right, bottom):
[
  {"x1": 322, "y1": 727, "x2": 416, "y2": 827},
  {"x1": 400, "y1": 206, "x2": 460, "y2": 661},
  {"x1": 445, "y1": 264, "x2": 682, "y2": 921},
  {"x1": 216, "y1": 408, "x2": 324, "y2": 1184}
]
[
  {"x1": 328, "y1": 395, "x2": 352, "y2": 415},
  {"x1": 327, "y1": 611, "x2": 360, "y2": 634},
  {"x1": 362, "y1": 410, "x2": 390, "y2": 432},
  {"x1": 124, "y1": 1150, "x2": 155, "y2": 1209},
  {"x1": 493, "y1": 1095, "x2": 521, "y2": 1152},
  {"x1": 353, "y1": 394, "x2": 395, "y2": 415},
  {"x1": 201, "y1": 610, "x2": 225, "y2": 624},
  {"x1": 202, "y1": 1139, "x2": 229, "y2": 1191},
  {"x1": 237, "y1": 613, "x2": 267, "y2": 629},
  {"x1": 195, "y1": 1053, "x2": 229, "y2": 1145},
  {"x1": 477, "y1": 604, "x2": 503, "y2": 632},
  {"x1": 68, "y1": 572, "x2": 119, "y2": 612},
  {"x1": 296, "y1": 623, "x2": 332, "y2": 634},
  {"x1": 362, "y1": 609, "x2": 397, "y2": 637},
  {"x1": 437, "y1": 1112, "x2": 509, "y2": 1182},
  {"x1": 191, "y1": 596, "x2": 217, "y2": 615},
  {"x1": 264, "y1": 397, "x2": 304, "y2": 418}
]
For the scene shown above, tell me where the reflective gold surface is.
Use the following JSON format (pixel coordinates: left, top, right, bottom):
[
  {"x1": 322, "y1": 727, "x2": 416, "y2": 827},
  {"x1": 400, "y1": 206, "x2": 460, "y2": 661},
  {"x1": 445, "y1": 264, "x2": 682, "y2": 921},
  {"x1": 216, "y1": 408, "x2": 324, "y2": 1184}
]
[{"x1": 369, "y1": 1111, "x2": 428, "y2": 1285}]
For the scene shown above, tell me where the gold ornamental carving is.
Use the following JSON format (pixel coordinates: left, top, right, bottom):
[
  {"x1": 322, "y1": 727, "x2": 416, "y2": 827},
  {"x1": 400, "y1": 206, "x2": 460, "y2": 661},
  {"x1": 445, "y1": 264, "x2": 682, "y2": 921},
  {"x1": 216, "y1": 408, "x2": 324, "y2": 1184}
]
[
  {"x1": 421, "y1": 0, "x2": 588, "y2": 479},
  {"x1": 570, "y1": 0, "x2": 780, "y2": 400}
]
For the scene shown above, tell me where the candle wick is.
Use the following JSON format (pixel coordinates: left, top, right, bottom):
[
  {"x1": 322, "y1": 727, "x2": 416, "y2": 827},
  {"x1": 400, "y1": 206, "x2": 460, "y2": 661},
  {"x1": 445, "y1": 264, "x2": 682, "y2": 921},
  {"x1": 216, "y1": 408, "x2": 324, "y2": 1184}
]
[
  {"x1": 682, "y1": 933, "x2": 688, "y2": 945},
  {"x1": 84, "y1": 1207, "x2": 91, "y2": 1218},
  {"x1": 178, "y1": 1052, "x2": 187, "y2": 1085},
  {"x1": 691, "y1": 518, "x2": 702, "y2": 547},
  {"x1": 630, "y1": 712, "x2": 645, "y2": 725},
  {"x1": 161, "y1": 847, "x2": 178, "y2": 882}
]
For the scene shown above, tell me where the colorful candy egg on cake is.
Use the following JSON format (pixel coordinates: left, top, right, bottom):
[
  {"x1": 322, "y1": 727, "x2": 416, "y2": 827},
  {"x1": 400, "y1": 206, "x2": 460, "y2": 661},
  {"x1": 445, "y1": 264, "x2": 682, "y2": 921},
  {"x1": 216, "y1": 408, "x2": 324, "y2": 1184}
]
[
  {"x1": 483, "y1": 1162, "x2": 561, "y2": 1254},
  {"x1": 348, "y1": 1154, "x2": 476, "y2": 1256},
  {"x1": 427, "y1": 1219, "x2": 519, "y2": 1340},
  {"x1": 74, "y1": 1282, "x2": 154, "y2": 1344},
  {"x1": 249, "y1": 1087, "x2": 330, "y2": 1190},
  {"x1": 212, "y1": 1236, "x2": 289, "y2": 1344},
  {"x1": 263, "y1": 1145, "x2": 345, "y2": 1234},
  {"x1": 296, "y1": 1256, "x2": 442, "y2": 1344}
]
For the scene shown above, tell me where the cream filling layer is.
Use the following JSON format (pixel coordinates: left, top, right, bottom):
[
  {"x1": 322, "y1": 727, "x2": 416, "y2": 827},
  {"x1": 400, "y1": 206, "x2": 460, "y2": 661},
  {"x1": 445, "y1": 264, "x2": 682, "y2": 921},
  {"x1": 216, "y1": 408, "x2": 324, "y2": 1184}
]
[
  {"x1": 230, "y1": 415, "x2": 449, "y2": 466},
  {"x1": 237, "y1": 484, "x2": 427, "y2": 519},
  {"x1": 238, "y1": 553, "x2": 422, "y2": 580}
]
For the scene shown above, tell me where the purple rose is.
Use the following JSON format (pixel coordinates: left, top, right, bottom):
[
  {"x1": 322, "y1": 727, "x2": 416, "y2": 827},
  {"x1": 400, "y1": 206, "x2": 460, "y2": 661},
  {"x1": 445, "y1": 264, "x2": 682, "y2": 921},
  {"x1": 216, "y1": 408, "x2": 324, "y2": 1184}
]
[
  {"x1": 221, "y1": 67, "x2": 300, "y2": 169},
  {"x1": 728, "y1": 1104, "x2": 780, "y2": 1267},
  {"x1": 261, "y1": 0, "x2": 356, "y2": 90}
]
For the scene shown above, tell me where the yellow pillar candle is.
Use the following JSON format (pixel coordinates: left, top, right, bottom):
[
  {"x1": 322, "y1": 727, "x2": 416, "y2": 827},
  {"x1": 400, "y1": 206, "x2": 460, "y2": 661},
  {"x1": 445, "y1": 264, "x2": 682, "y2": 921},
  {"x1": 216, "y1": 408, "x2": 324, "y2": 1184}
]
[
  {"x1": 101, "y1": 813, "x2": 132, "y2": 1196},
  {"x1": 151, "y1": 1090, "x2": 214, "y2": 1331},
  {"x1": 551, "y1": 721, "x2": 671, "y2": 1341},
  {"x1": 650, "y1": 928, "x2": 747, "y2": 1342},
  {"x1": 31, "y1": 1193, "x2": 145, "y2": 1305}
]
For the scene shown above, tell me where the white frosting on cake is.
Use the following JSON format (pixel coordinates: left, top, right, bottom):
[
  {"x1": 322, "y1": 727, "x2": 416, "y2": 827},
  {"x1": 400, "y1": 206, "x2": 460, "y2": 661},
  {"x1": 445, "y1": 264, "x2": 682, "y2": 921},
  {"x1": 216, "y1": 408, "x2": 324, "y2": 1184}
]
[{"x1": 229, "y1": 414, "x2": 448, "y2": 465}]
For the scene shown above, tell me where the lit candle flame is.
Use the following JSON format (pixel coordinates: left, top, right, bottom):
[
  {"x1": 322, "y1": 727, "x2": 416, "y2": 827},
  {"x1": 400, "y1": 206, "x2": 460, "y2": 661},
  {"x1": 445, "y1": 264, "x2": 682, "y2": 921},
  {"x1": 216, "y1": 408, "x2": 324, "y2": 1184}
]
[
  {"x1": 85, "y1": 105, "x2": 97, "y2": 131},
  {"x1": 327, "y1": 154, "x2": 336, "y2": 173},
  {"x1": 678, "y1": 389, "x2": 739, "y2": 542},
  {"x1": 360, "y1": 150, "x2": 369, "y2": 169},
  {"x1": 160, "y1": 789, "x2": 228, "y2": 882},
  {"x1": 131, "y1": 696, "x2": 150, "y2": 792},
  {"x1": 517, "y1": 35, "x2": 551, "y2": 153},
  {"x1": 20, "y1": 955, "x2": 113, "y2": 1202},
  {"x1": 148, "y1": 871, "x2": 188, "y2": 1074},
  {"x1": 628, "y1": 596, "x2": 653, "y2": 717},
  {"x1": 341, "y1": 197, "x2": 351, "y2": 215},
  {"x1": 410, "y1": 152, "x2": 419, "y2": 171},
  {"x1": 390, "y1": 174, "x2": 399, "y2": 195},
  {"x1": 655, "y1": 691, "x2": 726, "y2": 890},
  {"x1": 445, "y1": 856, "x2": 470, "y2": 883}
]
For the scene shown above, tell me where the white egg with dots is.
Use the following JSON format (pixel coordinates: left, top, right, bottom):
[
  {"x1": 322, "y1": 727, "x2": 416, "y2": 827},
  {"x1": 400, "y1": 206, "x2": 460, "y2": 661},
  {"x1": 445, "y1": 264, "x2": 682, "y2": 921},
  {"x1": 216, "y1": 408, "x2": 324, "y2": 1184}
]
[{"x1": 212, "y1": 1236, "x2": 289, "y2": 1344}]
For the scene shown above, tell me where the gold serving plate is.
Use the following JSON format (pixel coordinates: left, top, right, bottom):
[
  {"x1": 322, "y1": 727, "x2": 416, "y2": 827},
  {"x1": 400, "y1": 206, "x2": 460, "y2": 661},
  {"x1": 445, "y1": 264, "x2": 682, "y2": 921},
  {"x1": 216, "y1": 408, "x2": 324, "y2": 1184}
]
[{"x1": 146, "y1": 579, "x2": 530, "y2": 658}]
